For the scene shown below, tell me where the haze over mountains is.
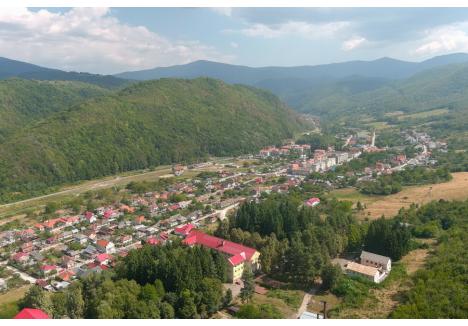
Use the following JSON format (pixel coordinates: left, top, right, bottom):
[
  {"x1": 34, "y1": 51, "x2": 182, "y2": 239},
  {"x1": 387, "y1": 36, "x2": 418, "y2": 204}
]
[{"x1": 115, "y1": 53, "x2": 468, "y2": 82}]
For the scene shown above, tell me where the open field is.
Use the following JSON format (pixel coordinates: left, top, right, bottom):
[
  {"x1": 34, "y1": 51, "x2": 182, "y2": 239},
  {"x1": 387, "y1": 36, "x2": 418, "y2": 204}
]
[
  {"x1": 396, "y1": 108, "x2": 449, "y2": 120},
  {"x1": 0, "y1": 285, "x2": 30, "y2": 319},
  {"x1": 330, "y1": 172, "x2": 468, "y2": 219}
]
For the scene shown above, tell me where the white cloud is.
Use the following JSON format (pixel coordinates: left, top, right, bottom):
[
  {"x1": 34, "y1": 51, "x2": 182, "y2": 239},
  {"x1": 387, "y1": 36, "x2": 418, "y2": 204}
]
[
  {"x1": 342, "y1": 36, "x2": 367, "y2": 51},
  {"x1": 211, "y1": 8, "x2": 232, "y2": 17},
  {"x1": 0, "y1": 8, "x2": 232, "y2": 74},
  {"x1": 232, "y1": 21, "x2": 350, "y2": 40},
  {"x1": 230, "y1": 42, "x2": 239, "y2": 48},
  {"x1": 413, "y1": 22, "x2": 468, "y2": 56}
]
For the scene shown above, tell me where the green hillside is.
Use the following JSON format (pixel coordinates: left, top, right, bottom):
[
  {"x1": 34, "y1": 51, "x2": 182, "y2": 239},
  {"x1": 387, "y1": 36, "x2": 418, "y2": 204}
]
[
  {"x1": 299, "y1": 63, "x2": 468, "y2": 120},
  {"x1": 0, "y1": 79, "x2": 110, "y2": 140},
  {"x1": 0, "y1": 78, "x2": 303, "y2": 203}
]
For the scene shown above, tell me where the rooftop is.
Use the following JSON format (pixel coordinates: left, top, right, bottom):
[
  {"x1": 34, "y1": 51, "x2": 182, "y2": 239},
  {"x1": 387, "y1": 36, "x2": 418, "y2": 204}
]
[{"x1": 183, "y1": 230, "x2": 257, "y2": 266}]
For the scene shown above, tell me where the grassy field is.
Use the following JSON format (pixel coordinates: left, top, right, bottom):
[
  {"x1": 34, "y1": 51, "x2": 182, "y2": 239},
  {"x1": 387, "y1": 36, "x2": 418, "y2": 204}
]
[
  {"x1": 0, "y1": 285, "x2": 30, "y2": 319},
  {"x1": 330, "y1": 172, "x2": 468, "y2": 219},
  {"x1": 249, "y1": 292, "x2": 299, "y2": 318},
  {"x1": 396, "y1": 108, "x2": 449, "y2": 121}
]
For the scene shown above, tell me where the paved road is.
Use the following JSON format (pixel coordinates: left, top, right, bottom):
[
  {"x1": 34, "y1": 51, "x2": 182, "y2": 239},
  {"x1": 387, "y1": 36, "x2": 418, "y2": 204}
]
[{"x1": 5, "y1": 265, "x2": 37, "y2": 283}]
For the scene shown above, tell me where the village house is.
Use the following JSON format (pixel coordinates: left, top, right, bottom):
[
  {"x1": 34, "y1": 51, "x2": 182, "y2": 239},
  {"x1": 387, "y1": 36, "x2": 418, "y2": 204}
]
[
  {"x1": 96, "y1": 239, "x2": 116, "y2": 254},
  {"x1": 183, "y1": 230, "x2": 260, "y2": 283},
  {"x1": 345, "y1": 261, "x2": 386, "y2": 283},
  {"x1": 360, "y1": 251, "x2": 392, "y2": 272}
]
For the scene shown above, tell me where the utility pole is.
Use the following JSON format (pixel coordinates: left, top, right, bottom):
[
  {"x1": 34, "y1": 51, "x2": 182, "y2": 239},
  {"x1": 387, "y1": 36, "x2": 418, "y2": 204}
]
[{"x1": 321, "y1": 300, "x2": 327, "y2": 319}]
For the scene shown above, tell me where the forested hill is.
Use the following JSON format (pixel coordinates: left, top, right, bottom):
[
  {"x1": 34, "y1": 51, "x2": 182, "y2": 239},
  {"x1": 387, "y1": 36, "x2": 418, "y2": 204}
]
[
  {"x1": 298, "y1": 62, "x2": 468, "y2": 119},
  {"x1": 0, "y1": 79, "x2": 110, "y2": 140},
  {"x1": 0, "y1": 78, "x2": 304, "y2": 203}
]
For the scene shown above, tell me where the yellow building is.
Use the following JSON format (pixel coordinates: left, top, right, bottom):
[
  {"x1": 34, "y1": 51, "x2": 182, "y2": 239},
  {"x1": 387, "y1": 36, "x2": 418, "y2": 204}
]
[{"x1": 183, "y1": 230, "x2": 261, "y2": 283}]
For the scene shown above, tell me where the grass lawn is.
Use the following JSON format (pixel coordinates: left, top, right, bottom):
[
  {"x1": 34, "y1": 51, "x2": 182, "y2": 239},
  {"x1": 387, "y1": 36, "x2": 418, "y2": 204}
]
[
  {"x1": 266, "y1": 288, "x2": 304, "y2": 310},
  {"x1": 0, "y1": 285, "x2": 30, "y2": 319},
  {"x1": 308, "y1": 292, "x2": 342, "y2": 316},
  {"x1": 250, "y1": 292, "x2": 297, "y2": 318}
]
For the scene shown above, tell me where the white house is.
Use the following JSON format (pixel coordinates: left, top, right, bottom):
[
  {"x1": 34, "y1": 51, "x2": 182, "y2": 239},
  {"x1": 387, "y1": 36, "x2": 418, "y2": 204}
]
[
  {"x1": 360, "y1": 251, "x2": 392, "y2": 272},
  {"x1": 345, "y1": 262, "x2": 386, "y2": 283}
]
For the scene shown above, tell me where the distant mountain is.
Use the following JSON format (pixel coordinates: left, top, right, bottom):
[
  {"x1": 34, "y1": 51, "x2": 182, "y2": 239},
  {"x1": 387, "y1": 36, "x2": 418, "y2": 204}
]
[
  {"x1": 115, "y1": 53, "x2": 468, "y2": 83},
  {"x1": 0, "y1": 78, "x2": 304, "y2": 203},
  {"x1": 302, "y1": 62, "x2": 468, "y2": 120},
  {"x1": 0, "y1": 57, "x2": 130, "y2": 89},
  {"x1": 115, "y1": 53, "x2": 468, "y2": 113}
]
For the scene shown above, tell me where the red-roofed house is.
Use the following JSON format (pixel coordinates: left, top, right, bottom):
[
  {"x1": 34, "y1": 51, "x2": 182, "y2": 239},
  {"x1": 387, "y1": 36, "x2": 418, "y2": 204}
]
[
  {"x1": 14, "y1": 308, "x2": 50, "y2": 319},
  {"x1": 146, "y1": 237, "x2": 160, "y2": 245},
  {"x1": 12, "y1": 252, "x2": 29, "y2": 264},
  {"x1": 58, "y1": 270, "x2": 75, "y2": 282},
  {"x1": 95, "y1": 253, "x2": 112, "y2": 265},
  {"x1": 40, "y1": 265, "x2": 57, "y2": 276},
  {"x1": 96, "y1": 239, "x2": 115, "y2": 254},
  {"x1": 84, "y1": 211, "x2": 97, "y2": 223},
  {"x1": 134, "y1": 215, "x2": 146, "y2": 225},
  {"x1": 183, "y1": 230, "x2": 260, "y2": 282},
  {"x1": 304, "y1": 197, "x2": 320, "y2": 207},
  {"x1": 174, "y1": 223, "x2": 195, "y2": 237}
]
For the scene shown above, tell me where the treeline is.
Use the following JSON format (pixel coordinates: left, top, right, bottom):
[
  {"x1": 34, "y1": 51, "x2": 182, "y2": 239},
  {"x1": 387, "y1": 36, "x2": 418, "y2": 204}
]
[
  {"x1": 391, "y1": 200, "x2": 468, "y2": 318},
  {"x1": 296, "y1": 132, "x2": 343, "y2": 151},
  {"x1": 19, "y1": 243, "x2": 231, "y2": 319},
  {"x1": 359, "y1": 167, "x2": 451, "y2": 195}
]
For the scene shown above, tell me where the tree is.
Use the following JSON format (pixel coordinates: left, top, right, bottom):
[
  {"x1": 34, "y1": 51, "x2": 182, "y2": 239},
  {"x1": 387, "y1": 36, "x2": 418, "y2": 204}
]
[
  {"x1": 364, "y1": 218, "x2": 411, "y2": 260},
  {"x1": 223, "y1": 288, "x2": 233, "y2": 307},
  {"x1": 18, "y1": 286, "x2": 53, "y2": 316},
  {"x1": 45, "y1": 202, "x2": 59, "y2": 215},
  {"x1": 239, "y1": 266, "x2": 255, "y2": 303},
  {"x1": 199, "y1": 278, "x2": 223, "y2": 314},
  {"x1": 159, "y1": 301, "x2": 175, "y2": 319},
  {"x1": 177, "y1": 290, "x2": 198, "y2": 319},
  {"x1": 320, "y1": 263, "x2": 342, "y2": 291},
  {"x1": 65, "y1": 283, "x2": 85, "y2": 318}
]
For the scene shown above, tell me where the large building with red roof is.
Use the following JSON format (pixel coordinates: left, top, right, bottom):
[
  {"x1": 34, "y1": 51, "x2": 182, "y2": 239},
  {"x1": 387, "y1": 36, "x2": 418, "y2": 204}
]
[
  {"x1": 183, "y1": 230, "x2": 260, "y2": 283},
  {"x1": 14, "y1": 308, "x2": 50, "y2": 319}
]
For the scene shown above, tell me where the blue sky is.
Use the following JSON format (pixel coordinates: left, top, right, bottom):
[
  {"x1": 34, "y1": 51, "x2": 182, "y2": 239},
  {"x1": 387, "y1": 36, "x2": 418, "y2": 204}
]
[{"x1": 1, "y1": 7, "x2": 468, "y2": 74}]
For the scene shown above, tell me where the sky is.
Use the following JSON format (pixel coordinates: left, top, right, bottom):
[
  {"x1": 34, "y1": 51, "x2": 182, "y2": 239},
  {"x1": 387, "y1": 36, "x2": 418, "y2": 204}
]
[{"x1": 1, "y1": 7, "x2": 468, "y2": 74}]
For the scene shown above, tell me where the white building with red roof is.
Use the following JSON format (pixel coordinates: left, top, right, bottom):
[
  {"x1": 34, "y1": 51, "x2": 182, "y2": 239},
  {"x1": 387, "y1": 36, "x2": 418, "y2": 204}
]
[
  {"x1": 183, "y1": 230, "x2": 260, "y2": 282},
  {"x1": 174, "y1": 223, "x2": 195, "y2": 237}
]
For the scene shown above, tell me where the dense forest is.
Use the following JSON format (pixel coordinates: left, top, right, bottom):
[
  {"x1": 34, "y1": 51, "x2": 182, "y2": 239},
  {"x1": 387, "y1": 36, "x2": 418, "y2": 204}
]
[
  {"x1": 0, "y1": 79, "x2": 109, "y2": 140},
  {"x1": 215, "y1": 194, "x2": 364, "y2": 286},
  {"x1": 0, "y1": 78, "x2": 304, "y2": 203},
  {"x1": 18, "y1": 243, "x2": 231, "y2": 319},
  {"x1": 391, "y1": 200, "x2": 468, "y2": 318}
]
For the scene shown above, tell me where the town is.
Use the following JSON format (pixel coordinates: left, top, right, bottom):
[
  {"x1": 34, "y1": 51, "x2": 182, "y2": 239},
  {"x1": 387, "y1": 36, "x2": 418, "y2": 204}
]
[{"x1": 0, "y1": 127, "x2": 449, "y2": 318}]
